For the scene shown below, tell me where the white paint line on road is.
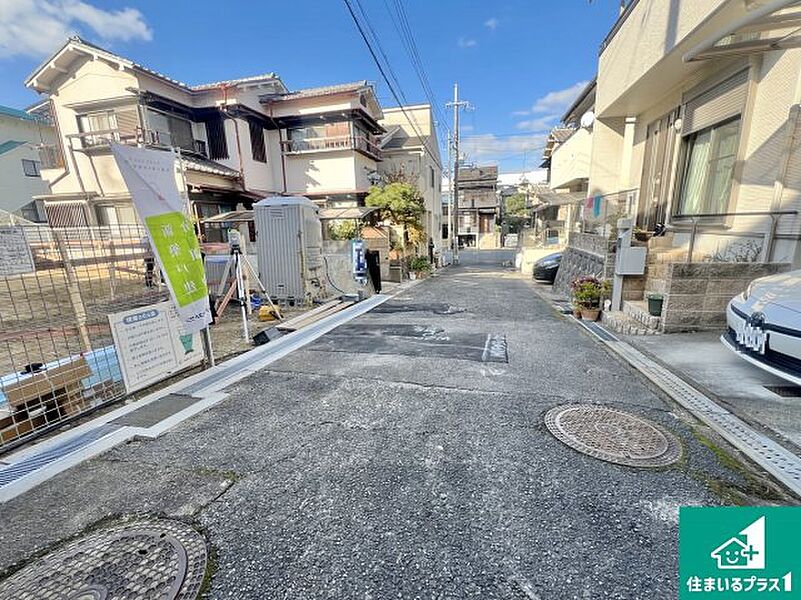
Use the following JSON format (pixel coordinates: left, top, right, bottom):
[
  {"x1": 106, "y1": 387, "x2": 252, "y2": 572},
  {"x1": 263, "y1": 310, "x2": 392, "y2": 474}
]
[
  {"x1": 0, "y1": 295, "x2": 390, "y2": 503},
  {"x1": 575, "y1": 318, "x2": 801, "y2": 498}
]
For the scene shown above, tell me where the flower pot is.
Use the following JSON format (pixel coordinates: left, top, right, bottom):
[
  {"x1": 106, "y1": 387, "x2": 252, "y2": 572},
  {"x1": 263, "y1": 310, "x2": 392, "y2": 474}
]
[
  {"x1": 580, "y1": 307, "x2": 601, "y2": 321},
  {"x1": 647, "y1": 294, "x2": 664, "y2": 317},
  {"x1": 409, "y1": 272, "x2": 417, "y2": 280},
  {"x1": 572, "y1": 307, "x2": 582, "y2": 318}
]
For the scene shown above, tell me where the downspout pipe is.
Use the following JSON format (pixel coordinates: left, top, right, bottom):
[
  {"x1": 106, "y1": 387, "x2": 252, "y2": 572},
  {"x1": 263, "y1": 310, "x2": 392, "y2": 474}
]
[{"x1": 683, "y1": 0, "x2": 801, "y2": 62}]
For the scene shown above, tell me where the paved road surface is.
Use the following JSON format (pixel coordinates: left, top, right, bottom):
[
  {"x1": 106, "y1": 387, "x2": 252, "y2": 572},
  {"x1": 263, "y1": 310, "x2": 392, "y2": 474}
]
[{"x1": 0, "y1": 266, "x2": 752, "y2": 599}]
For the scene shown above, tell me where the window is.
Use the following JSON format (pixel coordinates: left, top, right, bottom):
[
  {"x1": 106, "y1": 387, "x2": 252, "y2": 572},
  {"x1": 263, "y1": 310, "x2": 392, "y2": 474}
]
[
  {"x1": 676, "y1": 117, "x2": 741, "y2": 216},
  {"x1": 147, "y1": 109, "x2": 194, "y2": 152},
  {"x1": 205, "y1": 116, "x2": 229, "y2": 160},
  {"x1": 21, "y1": 159, "x2": 40, "y2": 177},
  {"x1": 77, "y1": 110, "x2": 118, "y2": 147},
  {"x1": 249, "y1": 118, "x2": 266, "y2": 163},
  {"x1": 429, "y1": 166, "x2": 435, "y2": 189}
]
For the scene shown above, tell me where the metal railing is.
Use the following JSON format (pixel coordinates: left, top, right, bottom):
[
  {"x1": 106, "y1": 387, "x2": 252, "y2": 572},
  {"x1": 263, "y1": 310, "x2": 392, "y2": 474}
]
[
  {"x1": 65, "y1": 127, "x2": 207, "y2": 157},
  {"x1": 673, "y1": 209, "x2": 799, "y2": 263},
  {"x1": 281, "y1": 135, "x2": 382, "y2": 159}
]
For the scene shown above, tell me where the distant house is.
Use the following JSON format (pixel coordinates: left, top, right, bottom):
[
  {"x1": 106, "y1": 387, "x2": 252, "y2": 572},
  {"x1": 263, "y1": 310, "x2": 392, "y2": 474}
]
[
  {"x1": 0, "y1": 105, "x2": 55, "y2": 222},
  {"x1": 456, "y1": 165, "x2": 499, "y2": 248}
]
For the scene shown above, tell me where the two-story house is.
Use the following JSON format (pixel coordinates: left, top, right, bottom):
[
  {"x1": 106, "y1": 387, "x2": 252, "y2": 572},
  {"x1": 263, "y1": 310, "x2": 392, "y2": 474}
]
[
  {"x1": 0, "y1": 105, "x2": 56, "y2": 222},
  {"x1": 456, "y1": 165, "x2": 499, "y2": 248},
  {"x1": 378, "y1": 104, "x2": 443, "y2": 249},
  {"x1": 25, "y1": 37, "x2": 390, "y2": 242}
]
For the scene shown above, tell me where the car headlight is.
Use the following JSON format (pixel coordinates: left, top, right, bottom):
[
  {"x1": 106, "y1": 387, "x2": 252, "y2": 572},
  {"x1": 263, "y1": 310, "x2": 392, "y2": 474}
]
[{"x1": 743, "y1": 282, "x2": 754, "y2": 301}]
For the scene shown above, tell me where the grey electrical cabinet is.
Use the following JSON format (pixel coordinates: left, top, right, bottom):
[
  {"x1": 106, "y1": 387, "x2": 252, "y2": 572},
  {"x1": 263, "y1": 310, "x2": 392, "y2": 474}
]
[{"x1": 254, "y1": 196, "x2": 326, "y2": 304}]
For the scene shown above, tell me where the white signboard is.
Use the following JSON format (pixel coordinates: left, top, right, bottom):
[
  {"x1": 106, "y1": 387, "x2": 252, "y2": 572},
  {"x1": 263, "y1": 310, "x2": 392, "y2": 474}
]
[
  {"x1": 0, "y1": 227, "x2": 35, "y2": 277},
  {"x1": 109, "y1": 301, "x2": 203, "y2": 393},
  {"x1": 110, "y1": 143, "x2": 212, "y2": 333}
]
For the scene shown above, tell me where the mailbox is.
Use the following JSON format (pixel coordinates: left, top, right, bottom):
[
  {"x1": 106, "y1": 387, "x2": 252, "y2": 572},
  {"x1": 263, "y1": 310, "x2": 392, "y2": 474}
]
[{"x1": 614, "y1": 218, "x2": 646, "y2": 276}]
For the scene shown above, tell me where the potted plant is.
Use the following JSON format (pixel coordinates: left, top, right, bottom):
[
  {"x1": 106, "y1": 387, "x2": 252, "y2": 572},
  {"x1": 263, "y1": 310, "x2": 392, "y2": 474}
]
[
  {"x1": 570, "y1": 276, "x2": 611, "y2": 321},
  {"x1": 647, "y1": 292, "x2": 664, "y2": 317},
  {"x1": 409, "y1": 255, "x2": 432, "y2": 280}
]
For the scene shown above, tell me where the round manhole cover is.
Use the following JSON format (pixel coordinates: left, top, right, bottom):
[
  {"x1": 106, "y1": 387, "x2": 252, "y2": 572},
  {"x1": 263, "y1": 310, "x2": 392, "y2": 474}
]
[
  {"x1": 0, "y1": 518, "x2": 207, "y2": 600},
  {"x1": 544, "y1": 404, "x2": 682, "y2": 467}
]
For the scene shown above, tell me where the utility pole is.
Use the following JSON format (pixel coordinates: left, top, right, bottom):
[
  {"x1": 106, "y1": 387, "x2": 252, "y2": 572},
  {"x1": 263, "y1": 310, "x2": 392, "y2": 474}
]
[{"x1": 446, "y1": 82, "x2": 470, "y2": 263}]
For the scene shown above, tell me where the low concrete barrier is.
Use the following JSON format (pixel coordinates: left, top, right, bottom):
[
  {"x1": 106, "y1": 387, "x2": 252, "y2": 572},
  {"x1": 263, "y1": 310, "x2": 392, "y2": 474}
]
[{"x1": 457, "y1": 249, "x2": 517, "y2": 266}]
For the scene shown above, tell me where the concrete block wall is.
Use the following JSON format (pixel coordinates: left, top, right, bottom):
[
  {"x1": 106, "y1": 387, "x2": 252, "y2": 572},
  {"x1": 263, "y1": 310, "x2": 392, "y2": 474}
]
[
  {"x1": 659, "y1": 262, "x2": 791, "y2": 333},
  {"x1": 553, "y1": 233, "x2": 616, "y2": 297}
]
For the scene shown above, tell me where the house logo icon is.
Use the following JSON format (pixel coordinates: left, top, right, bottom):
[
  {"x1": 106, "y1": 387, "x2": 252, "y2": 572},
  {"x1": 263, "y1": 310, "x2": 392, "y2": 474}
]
[{"x1": 710, "y1": 516, "x2": 765, "y2": 570}]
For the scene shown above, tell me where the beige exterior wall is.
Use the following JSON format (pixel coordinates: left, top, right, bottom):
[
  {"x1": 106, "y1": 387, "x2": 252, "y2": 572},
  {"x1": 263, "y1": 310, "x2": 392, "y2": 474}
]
[
  {"x1": 285, "y1": 152, "x2": 361, "y2": 196},
  {"x1": 590, "y1": 0, "x2": 801, "y2": 265},
  {"x1": 550, "y1": 128, "x2": 591, "y2": 190}
]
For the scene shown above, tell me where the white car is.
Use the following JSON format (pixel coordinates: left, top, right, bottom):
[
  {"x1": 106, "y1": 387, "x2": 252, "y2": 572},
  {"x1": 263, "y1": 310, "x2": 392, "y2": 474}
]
[{"x1": 722, "y1": 269, "x2": 801, "y2": 386}]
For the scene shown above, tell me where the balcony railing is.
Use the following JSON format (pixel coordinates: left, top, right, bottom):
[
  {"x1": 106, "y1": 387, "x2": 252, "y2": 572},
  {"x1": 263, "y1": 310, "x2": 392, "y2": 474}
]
[
  {"x1": 66, "y1": 127, "x2": 207, "y2": 157},
  {"x1": 281, "y1": 135, "x2": 382, "y2": 160}
]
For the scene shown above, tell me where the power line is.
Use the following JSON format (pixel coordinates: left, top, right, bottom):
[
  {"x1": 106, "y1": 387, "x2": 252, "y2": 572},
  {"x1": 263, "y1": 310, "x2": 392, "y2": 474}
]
[{"x1": 342, "y1": 0, "x2": 442, "y2": 168}]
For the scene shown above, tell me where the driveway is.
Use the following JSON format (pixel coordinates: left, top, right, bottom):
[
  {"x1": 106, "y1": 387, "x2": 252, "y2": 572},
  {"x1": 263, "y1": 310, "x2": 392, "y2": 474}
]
[{"x1": 0, "y1": 266, "x2": 759, "y2": 599}]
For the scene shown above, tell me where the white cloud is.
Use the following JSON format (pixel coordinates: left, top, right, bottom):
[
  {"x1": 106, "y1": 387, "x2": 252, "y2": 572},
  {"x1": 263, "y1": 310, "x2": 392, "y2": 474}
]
[
  {"x1": 458, "y1": 37, "x2": 477, "y2": 48},
  {"x1": 514, "y1": 81, "x2": 589, "y2": 117},
  {"x1": 515, "y1": 114, "x2": 560, "y2": 132},
  {"x1": 484, "y1": 17, "x2": 499, "y2": 31},
  {"x1": 0, "y1": 0, "x2": 152, "y2": 59},
  {"x1": 460, "y1": 133, "x2": 547, "y2": 163}
]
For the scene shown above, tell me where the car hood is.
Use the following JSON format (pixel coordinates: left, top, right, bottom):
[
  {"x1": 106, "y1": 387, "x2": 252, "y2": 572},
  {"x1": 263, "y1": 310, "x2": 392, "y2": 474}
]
[{"x1": 747, "y1": 269, "x2": 801, "y2": 314}]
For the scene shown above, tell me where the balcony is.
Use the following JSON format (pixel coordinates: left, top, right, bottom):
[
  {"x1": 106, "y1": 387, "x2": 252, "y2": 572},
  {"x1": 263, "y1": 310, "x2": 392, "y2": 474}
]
[
  {"x1": 281, "y1": 135, "x2": 382, "y2": 161},
  {"x1": 66, "y1": 127, "x2": 208, "y2": 157}
]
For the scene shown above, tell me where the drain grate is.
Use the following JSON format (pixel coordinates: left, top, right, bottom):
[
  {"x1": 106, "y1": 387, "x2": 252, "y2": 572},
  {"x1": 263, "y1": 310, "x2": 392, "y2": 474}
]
[
  {"x1": 764, "y1": 385, "x2": 801, "y2": 398},
  {"x1": 544, "y1": 404, "x2": 682, "y2": 468},
  {"x1": 0, "y1": 518, "x2": 207, "y2": 599}
]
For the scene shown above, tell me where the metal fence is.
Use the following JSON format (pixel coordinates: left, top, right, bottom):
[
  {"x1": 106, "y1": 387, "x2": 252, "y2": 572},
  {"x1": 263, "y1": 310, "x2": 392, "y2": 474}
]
[{"x1": 0, "y1": 223, "x2": 170, "y2": 451}]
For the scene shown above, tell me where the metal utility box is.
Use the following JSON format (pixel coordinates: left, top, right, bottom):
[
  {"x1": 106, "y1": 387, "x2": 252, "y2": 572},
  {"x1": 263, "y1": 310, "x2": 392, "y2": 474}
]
[{"x1": 254, "y1": 196, "x2": 326, "y2": 303}]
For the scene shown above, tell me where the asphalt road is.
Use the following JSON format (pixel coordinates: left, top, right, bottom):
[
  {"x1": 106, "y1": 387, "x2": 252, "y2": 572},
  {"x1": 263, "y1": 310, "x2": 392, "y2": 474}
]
[{"x1": 0, "y1": 266, "x2": 751, "y2": 599}]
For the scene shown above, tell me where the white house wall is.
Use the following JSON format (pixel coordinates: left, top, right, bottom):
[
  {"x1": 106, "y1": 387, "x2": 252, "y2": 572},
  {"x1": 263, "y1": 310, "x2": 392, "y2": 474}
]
[
  {"x1": 0, "y1": 145, "x2": 50, "y2": 215},
  {"x1": 550, "y1": 128, "x2": 591, "y2": 190}
]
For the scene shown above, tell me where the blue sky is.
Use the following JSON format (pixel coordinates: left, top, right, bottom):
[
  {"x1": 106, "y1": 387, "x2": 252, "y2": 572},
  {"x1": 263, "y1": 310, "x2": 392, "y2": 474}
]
[{"x1": 0, "y1": 0, "x2": 621, "y2": 173}]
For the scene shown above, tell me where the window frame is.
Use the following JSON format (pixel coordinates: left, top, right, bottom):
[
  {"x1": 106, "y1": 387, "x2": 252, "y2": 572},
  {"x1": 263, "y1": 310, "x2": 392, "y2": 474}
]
[
  {"x1": 673, "y1": 115, "x2": 742, "y2": 220},
  {"x1": 21, "y1": 158, "x2": 41, "y2": 177}
]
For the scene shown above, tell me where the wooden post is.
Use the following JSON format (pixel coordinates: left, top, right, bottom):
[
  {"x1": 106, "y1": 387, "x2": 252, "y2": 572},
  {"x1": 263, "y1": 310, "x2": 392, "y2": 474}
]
[{"x1": 54, "y1": 231, "x2": 92, "y2": 352}]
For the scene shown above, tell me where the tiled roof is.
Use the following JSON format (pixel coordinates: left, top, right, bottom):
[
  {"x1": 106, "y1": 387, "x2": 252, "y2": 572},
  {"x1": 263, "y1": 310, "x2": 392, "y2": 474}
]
[
  {"x1": 261, "y1": 81, "x2": 369, "y2": 102},
  {"x1": 30, "y1": 37, "x2": 280, "y2": 95},
  {"x1": 181, "y1": 155, "x2": 239, "y2": 178},
  {"x1": 190, "y1": 74, "x2": 280, "y2": 91},
  {"x1": 549, "y1": 127, "x2": 576, "y2": 143},
  {"x1": 0, "y1": 141, "x2": 26, "y2": 156}
]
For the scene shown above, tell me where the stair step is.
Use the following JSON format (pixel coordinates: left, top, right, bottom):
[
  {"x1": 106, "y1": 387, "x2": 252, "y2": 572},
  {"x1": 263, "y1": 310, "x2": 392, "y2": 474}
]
[
  {"x1": 622, "y1": 300, "x2": 662, "y2": 331},
  {"x1": 601, "y1": 310, "x2": 661, "y2": 336}
]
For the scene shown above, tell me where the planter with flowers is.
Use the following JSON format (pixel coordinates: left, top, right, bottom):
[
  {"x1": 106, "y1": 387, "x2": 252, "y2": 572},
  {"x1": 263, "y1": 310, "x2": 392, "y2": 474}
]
[
  {"x1": 408, "y1": 255, "x2": 432, "y2": 280},
  {"x1": 570, "y1": 276, "x2": 611, "y2": 321}
]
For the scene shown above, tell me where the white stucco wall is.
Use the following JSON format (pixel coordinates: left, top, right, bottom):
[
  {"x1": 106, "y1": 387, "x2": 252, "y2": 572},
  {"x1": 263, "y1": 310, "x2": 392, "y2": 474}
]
[{"x1": 550, "y1": 128, "x2": 591, "y2": 190}]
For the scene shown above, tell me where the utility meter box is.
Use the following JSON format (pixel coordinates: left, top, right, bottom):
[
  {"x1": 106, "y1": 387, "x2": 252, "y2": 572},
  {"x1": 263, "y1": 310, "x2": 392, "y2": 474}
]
[
  {"x1": 254, "y1": 196, "x2": 325, "y2": 303},
  {"x1": 614, "y1": 218, "x2": 647, "y2": 276}
]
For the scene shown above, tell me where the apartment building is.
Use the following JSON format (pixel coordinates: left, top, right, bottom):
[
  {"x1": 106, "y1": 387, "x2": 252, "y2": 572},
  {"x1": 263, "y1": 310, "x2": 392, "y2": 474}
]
[
  {"x1": 378, "y1": 104, "x2": 443, "y2": 248},
  {"x1": 25, "y1": 37, "x2": 388, "y2": 240},
  {"x1": 0, "y1": 105, "x2": 56, "y2": 222}
]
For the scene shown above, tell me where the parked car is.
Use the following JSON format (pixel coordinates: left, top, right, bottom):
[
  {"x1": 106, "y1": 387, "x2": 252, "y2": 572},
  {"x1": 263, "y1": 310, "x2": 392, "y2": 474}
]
[
  {"x1": 532, "y1": 252, "x2": 562, "y2": 283},
  {"x1": 722, "y1": 269, "x2": 801, "y2": 386}
]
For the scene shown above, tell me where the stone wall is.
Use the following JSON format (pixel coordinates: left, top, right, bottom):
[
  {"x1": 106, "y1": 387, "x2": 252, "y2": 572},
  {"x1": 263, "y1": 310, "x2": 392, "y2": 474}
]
[
  {"x1": 553, "y1": 233, "x2": 615, "y2": 296},
  {"x1": 660, "y1": 262, "x2": 791, "y2": 333}
]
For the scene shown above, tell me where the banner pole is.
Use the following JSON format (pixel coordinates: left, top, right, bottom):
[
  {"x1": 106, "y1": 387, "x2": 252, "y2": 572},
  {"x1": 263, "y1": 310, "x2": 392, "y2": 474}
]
[{"x1": 174, "y1": 144, "x2": 215, "y2": 367}]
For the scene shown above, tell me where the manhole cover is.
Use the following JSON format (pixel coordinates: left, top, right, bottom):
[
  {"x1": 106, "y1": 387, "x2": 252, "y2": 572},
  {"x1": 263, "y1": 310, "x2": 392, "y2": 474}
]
[
  {"x1": 544, "y1": 404, "x2": 682, "y2": 467},
  {"x1": 0, "y1": 518, "x2": 207, "y2": 600}
]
